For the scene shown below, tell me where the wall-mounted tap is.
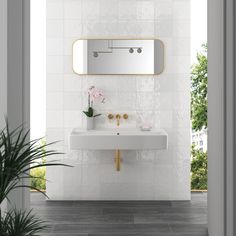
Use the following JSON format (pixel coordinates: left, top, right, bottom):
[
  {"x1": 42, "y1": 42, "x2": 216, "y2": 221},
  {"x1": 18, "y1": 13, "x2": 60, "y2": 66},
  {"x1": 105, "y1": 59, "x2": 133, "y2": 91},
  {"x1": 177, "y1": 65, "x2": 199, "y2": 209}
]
[
  {"x1": 107, "y1": 113, "x2": 129, "y2": 127},
  {"x1": 115, "y1": 114, "x2": 121, "y2": 126}
]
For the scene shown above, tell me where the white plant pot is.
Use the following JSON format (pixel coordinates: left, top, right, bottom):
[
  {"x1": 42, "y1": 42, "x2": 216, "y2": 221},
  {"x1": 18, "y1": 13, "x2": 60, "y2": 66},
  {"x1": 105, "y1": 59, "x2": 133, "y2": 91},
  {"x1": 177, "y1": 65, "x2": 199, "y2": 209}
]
[{"x1": 86, "y1": 117, "x2": 94, "y2": 130}]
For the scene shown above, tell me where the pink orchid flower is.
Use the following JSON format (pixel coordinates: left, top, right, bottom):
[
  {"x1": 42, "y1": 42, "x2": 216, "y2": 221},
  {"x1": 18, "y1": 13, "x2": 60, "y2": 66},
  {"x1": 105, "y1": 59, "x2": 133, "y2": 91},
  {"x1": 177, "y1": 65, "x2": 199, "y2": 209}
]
[{"x1": 88, "y1": 86, "x2": 105, "y2": 104}]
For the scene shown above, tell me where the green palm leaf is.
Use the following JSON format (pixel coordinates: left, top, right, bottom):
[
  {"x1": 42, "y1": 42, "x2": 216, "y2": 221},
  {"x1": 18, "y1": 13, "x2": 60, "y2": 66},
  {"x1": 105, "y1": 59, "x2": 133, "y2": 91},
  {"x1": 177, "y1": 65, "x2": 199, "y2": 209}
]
[
  {"x1": 1, "y1": 208, "x2": 49, "y2": 236},
  {"x1": 0, "y1": 121, "x2": 71, "y2": 205}
]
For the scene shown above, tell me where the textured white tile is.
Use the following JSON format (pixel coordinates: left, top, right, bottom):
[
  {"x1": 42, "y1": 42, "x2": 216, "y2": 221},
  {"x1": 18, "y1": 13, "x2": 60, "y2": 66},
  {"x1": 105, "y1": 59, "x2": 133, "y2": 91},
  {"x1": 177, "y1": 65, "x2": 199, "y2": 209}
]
[
  {"x1": 121, "y1": 151, "x2": 138, "y2": 163},
  {"x1": 136, "y1": 21, "x2": 155, "y2": 37},
  {"x1": 79, "y1": 185, "x2": 100, "y2": 200},
  {"x1": 154, "y1": 111, "x2": 161, "y2": 128},
  {"x1": 160, "y1": 110, "x2": 173, "y2": 128},
  {"x1": 117, "y1": 21, "x2": 137, "y2": 37},
  {"x1": 172, "y1": 91, "x2": 190, "y2": 110},
  {"x1": 46, "y1": 0, "x2": 191, "y2": 201},
  {"x1": 159, "y1": 92, "x2": 173, "y2": 110},
  {"x1": 167, "y1": 56, "x2": 190, "y2": 74},
  {"x1": 47, "y1": 56, "x2": 64, "y2": 74},
  {"x1": 87, "y1": 76, "x2": 117, "y2": 92},
  {"x1": 118, "y1": 0, "x2": 137, "y2": 20},
  {"x1": 47, "y1": 75, "x2": 63, "y2": 92},
  {"x1": 82, "y1": 164, "x2": 101, "y2": 185},
  {"x1": 64, "y1": 20, "x2": 83, "y2": 37},
  {"x1": 47, "y1": 38, "x2": 64, "y2": 55},
  {"x1": 82, "y1": 150, "x2": 100, "y2": 164},
  {"x1": 171, "y1": 167, "x2": 191, "y2": 200},
  {"x1": 46, "y1": 128, "x2": 64, "y2": 145},
  {"x1": 117, "y1": 92, "x2": 136, "y2": 110},
  {"x1": 172, "y1": 37, "x2": 191, "y2": 56},
  {"x1": 155, "y1": 19, "x2": 173, "y2": 37},
  {"x1": 155, "y1": 149, "x2": 173, "y2": 165},
  {"x1": 65, "y1": 149, "x2": 83, "y2": 164},
  {"x1": 173, "y1": 20, "x2": 190, "y2": 37},
  {"x1": 64, "y1": 56, "x2": 73, "y2": 74},
  {"x1": 172, "y1": 146, "x2": 190, "y2": 163},
  {"x1": 166, "y1": 128, "x2": 191, "y2": 148},
  {"x1": 158, "y1": 37, "x2": 172, "y2": 57},
  {"x1": 136, "y1": 76, "x2": 155, "y2": 92},
  {"x1": 136, "y1": 110, "x2": 155, "y2": 128},
  {"x1": 64, "y1": 38, "x2": 77, "y2": 55},
  {"x1": 47, "y1": 20, "x2": 63, "y2": 38},
  {"x1": 136, "y1": 92, "x2": 155, "y2": 110},
  {"x1": 47, "y1": 0, "x2": 64, "y2": 19},
  {"x1": 64, "y1": 128, "x2": 74, "y2": 146},
  {"x1": 158, "y1": 73, "x2": 190, "y2": 92},
  {"x1": 117, "y1": 77, "x2": 136, "y2": 92},
  {"x1": 175, "y1": 74, "x2": 191, "y2": 92},
  {"x1": 100, "y1": 182, "x2": 156, "y2": 200},
  {"x1": 64, "y1": 0, "x2": 82, "y2": 20},
  {"x1": 137, "y1": 150, "x2": 156, "y2": 162},
  {"x1": 173, "y1": 0, "x2": 190, "y2": 20},
  {"x1": 64, "y1": 92, "x2": 82, "y2": 110},
  {"x1": 155, "y1": 1, "x2": 173, "y2": 19},
  {"x1": 63, "y1": 164, "x2": 83, "y2": 197},
  {"x1": 82, "y1": 0, "x2": 100, "y2": 20},
  {"x1": 46, "y1": 111, "x2": 63, "y2": 128},
  {"x1": 100, "y1": 0, "x2": 119, "y2": 20},
  {"x1": 155, "y1": 166, "x2": 172, "y2": 200},
  {"x1": 172, "y1": 110, "x2": 190, "y2": 128},
  {"x1": 137, "y1": 0, "x2": 155, "y2": 20},
  {"x1": 64, "y1": 111, "x2": 82, "y2": 128},
  {"x1": 46, "y1": 92, "x2": 63, "y2": 110},
  {"x1": 46, "y1": 166, "x2": 64, "y2": 199},
  {"x1": 64, "y1": 75, "x2": 82, "y2": 91}
]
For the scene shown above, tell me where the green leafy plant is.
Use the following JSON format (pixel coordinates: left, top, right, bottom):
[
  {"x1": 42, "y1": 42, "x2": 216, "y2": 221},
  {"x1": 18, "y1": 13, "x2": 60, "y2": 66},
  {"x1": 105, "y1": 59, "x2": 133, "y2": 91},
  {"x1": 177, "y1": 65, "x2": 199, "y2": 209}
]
[
  {"x1": 191, "y1": 145, "x2": 207, "y2": 190},
  {"x1": 30, "y1": 166, "x2": 46, "y2": 191},
  {"x1": 83, "y1": 107, "x2": 101, "y2": 118},
  {"x1": 30, "y1": 139, "x2": 46, "y2": 191},
  {"x1": 191, "y1": 44, "x2": 208, "y2": 131},
  {"x1": 0, "y1": 121, "x2": 70, "y2": 235},
  {"x1": 190, "y1": 43, "x2": 208, "y2": 190},
  {"x1": 1, "y1": 209, "x2": 47, "y2": 236}
]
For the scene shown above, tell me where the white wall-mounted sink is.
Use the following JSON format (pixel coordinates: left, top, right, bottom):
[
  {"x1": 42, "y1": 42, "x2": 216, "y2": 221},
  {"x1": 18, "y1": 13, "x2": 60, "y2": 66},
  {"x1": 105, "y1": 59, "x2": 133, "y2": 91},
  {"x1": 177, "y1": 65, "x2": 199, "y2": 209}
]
[{"x1": 69, "y1": 128, "x2": 168, "y2": 150}]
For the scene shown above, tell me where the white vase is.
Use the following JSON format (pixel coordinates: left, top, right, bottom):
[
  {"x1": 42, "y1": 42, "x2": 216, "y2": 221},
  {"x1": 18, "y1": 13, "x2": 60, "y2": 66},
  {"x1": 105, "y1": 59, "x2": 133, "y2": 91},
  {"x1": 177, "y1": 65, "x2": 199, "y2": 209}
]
[{"x1": 86, "y1": 117, "x2": 94, "y2": 130}]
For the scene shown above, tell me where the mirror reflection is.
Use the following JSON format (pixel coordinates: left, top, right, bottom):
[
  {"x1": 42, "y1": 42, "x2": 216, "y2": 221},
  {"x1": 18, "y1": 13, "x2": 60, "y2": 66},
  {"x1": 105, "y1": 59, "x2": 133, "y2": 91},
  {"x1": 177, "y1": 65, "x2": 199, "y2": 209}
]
[{"x1": 73, "y1": 39, "x2": 165, "y2": 75}]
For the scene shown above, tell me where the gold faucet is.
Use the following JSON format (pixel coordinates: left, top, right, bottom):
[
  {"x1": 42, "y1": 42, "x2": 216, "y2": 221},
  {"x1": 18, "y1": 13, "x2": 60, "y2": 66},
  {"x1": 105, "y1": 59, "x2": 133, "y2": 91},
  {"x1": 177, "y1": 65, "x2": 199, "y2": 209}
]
[
  {"x1": 107, "y1": 113, "x2": 129, "y2": 171},
  {"x1": 115, "y1": 114, "x2": 121, "y2": 126},
  {"x1": 107, "y1": 113, "x2": 129, "y2": 127},
  {"x1": 115, "y1": 150, "x2": 121, "y2": 171}
]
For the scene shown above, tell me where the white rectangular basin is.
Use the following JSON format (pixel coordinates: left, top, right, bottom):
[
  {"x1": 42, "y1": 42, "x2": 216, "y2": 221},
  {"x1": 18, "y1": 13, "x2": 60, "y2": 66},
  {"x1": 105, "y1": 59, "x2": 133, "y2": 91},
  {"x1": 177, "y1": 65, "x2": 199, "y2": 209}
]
[{"x1": 69, "y1": 128, "x2": 168, "y2": 150}]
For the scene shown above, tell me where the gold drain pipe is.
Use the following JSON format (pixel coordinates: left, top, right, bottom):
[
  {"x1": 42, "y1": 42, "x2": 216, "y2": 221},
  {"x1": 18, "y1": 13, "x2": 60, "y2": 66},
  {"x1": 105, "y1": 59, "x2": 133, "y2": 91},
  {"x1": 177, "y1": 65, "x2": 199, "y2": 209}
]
[{"x1": 115, "y1": 150, "x2": 121, "y2": 171}]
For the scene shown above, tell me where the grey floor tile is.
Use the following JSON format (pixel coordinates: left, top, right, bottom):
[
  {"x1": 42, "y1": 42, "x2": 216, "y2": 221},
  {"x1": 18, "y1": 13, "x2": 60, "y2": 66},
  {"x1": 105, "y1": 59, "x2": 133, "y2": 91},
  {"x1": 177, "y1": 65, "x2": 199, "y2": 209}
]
[{"x1": 30, "y1": 193, "x2": 208, "y2": 236}]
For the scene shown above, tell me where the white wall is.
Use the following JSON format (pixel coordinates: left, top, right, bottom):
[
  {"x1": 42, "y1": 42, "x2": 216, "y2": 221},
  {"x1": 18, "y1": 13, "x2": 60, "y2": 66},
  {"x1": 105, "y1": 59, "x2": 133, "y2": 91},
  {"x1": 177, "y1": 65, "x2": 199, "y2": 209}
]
[{"x1": 46, "y1": 0, "x2": 191, "y2": 200}]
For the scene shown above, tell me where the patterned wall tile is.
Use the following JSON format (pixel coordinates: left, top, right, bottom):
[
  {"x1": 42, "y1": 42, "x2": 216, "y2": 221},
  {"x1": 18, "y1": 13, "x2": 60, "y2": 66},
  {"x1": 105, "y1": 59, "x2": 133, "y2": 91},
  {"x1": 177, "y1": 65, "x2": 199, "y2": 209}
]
[{"x1": 46, "y1": 0, "x2": 191, "y2": 200}]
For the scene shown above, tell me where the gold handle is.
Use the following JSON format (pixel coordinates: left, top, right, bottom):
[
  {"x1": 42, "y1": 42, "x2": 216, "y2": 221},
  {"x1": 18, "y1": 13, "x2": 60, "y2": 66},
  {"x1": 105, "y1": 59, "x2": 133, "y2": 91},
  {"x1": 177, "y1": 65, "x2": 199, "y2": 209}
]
[
  {"x1": 123, "y1": 114, "x2": 128, "y2": 119},
  {"x1": 108, "y1": 113, "x2": 114, "y2": 120},
  {"x1": 116, "y1": 114, "x2": 121, "y2": 119}
]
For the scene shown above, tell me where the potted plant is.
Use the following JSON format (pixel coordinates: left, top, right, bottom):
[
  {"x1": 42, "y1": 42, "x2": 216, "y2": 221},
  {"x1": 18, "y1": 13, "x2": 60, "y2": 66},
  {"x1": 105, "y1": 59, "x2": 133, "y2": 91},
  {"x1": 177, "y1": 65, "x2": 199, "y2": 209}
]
[
  {"x1": 0, "y1": 121, "x2": 70, "y2": 236},
  {"x1": 83, "y1": 86, "x2": 105, "y2": 130}
]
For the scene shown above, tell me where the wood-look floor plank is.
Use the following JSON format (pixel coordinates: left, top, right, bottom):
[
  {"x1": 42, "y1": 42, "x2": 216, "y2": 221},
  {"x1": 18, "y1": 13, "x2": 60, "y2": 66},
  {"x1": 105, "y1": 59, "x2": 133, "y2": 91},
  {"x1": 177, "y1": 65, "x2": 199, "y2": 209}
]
[{"x1": 31, "y1": 193, "x2": 208, "y2": 236}]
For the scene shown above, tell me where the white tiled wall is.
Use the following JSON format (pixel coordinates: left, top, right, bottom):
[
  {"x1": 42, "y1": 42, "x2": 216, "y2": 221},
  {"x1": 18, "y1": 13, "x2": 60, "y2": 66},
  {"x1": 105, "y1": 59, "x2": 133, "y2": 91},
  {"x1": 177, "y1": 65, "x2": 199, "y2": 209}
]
[{"x1": 46, "y1": 0, "x2": 191, "y2": 200}]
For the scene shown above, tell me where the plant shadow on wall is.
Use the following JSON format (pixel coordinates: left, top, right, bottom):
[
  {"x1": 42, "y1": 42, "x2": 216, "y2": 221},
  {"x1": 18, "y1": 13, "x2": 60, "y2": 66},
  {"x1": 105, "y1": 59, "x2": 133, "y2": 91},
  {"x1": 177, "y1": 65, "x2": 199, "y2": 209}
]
[
  {"x1": 0, "y1": 121, "x2": 71, "y2": 236},
  {"x1": 191, "y1": 43, "x2": 208, "y2": 190}
]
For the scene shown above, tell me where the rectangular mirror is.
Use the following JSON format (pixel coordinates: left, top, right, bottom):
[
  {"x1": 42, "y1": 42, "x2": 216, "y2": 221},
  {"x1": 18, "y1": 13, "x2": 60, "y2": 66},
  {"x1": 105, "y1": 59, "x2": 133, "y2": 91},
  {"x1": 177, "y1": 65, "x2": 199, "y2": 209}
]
[{"x1": 73, "y1": 39, "x2": 164, "y2": 75}]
